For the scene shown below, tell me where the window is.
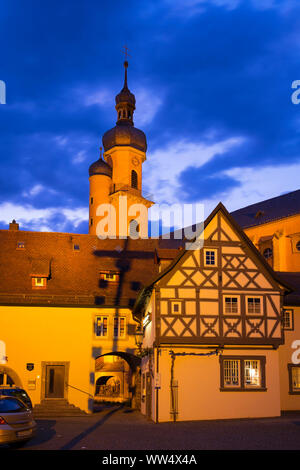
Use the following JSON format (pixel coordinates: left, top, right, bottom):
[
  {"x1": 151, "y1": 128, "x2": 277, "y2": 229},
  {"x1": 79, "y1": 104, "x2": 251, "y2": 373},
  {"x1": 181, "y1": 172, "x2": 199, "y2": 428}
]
[
  {"x1": 288, "y1": 365, "x2": 300, "y2": 394},
  {"x1": 220, "y1": 356, "x2": 266, "y2": 391},
  {"x1": 101, "y1": 272, "x2": 118, "y2": 282},
  {"x1": 247, "y1": 297, "x2": 261, "y2": 314},
  {"x1": 32, "y1": 277, "x2": 47, "y2": 288},
  {"x1": 204, "y1": 249, "x2": 217, "y2": 266},
  {"x1": 223, "y1": 359, "x2": 240, "y2": 387},
  {"x1": 73, "y1": 244, "x2": 80, "y2": 251},
  {"x1": 95, "y1": 316, "x2": 108, "y2": 337},
  {"x1": 129, "y1": 219, "x2": 139, "y2": 238},
  {"x1": 16, "y1": 241, "x2": 25, "y2": 250},
  {"x1": 296, "y1": 241, "x2": 300, "y2": 252},
  {"x1": 224, "y1": 297, "x2": 239, "y2": 314},
  {"x1": 282, "y1": 309, "x2": 294, "y2": 330},
  {"x1": 171, "y1": 301, "x2": 182, "y2": 314},
  {"x1": 131, "y1": 170, "x2": 138, "y2": 189},
  {"x1": 90, "y1": 218, "x2": 93, "y2": 226},
  {"x1": 244, "y1": 360, "x2": 261, "y2": 388},
  {"x1": 263, "y1": 248, "x2": 273, "y2": 259},
  {"x1": 90, "y1": 197, "x2": 93, "y2": 204},
  {"x1": 114, "y1": 317, "x2": 126, "y2": 338}
]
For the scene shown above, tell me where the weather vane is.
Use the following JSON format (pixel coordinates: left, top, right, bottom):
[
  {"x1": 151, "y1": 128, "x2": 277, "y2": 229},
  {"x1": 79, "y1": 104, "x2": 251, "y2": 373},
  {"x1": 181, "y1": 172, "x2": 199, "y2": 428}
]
[{"x1": 122, "y1": 45, "x2": 130, "y2": 61}]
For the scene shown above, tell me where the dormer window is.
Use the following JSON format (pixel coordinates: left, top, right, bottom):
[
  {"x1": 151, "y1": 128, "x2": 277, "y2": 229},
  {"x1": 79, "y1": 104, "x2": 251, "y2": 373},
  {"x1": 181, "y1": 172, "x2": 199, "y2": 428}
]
[
  {"x1": 32, "y1": 277, "x2": 47, "y2": 289},
  {"x1": 100, "y1": 271, "x2": 119, "y2": 282}
]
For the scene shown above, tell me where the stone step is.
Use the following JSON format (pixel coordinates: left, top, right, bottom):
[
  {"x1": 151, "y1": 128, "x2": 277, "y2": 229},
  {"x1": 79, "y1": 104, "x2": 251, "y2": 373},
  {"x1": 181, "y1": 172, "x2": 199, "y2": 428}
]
[{"x1": 33, "y1": 400, "x2": 87, "y2": 417}]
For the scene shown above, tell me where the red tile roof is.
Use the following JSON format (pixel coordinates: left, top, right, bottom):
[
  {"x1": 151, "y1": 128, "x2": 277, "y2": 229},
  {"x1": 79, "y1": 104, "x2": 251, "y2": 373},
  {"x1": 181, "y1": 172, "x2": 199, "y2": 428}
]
[{"x1": 0, "y1": 229, "x2": 176, "y2": 307}]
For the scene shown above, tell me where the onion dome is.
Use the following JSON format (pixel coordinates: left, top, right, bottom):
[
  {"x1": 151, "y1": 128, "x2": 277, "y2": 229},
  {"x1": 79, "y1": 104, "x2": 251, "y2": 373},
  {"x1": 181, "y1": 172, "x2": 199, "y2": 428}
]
[
  {"x1": 102, "y1": 61, "x2": 147, "y2": 153},
  {"x1": 89, "y1": 148, "x2": 112, "y2": 178}
]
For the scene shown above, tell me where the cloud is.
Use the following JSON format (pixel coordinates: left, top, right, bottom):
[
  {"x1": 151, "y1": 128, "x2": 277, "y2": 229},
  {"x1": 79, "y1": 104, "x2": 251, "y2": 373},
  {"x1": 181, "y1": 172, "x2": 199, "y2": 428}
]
[
  {"x1": 144, "y1": 135, "x2": 245, "y2": 205},
  {"x1": 134, "y1": 88, "x2": 163, "y2": 126},
  {"x1": 0, "y1": 202, "x2": 88, "y2": 233}
]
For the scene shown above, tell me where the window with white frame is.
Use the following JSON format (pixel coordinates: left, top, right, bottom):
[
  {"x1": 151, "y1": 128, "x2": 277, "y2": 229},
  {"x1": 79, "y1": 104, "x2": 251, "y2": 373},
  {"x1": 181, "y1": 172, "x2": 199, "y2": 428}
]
[
  {"x1": 223, "y1": 359, "x2": 240, "y2": 387},
  {"x1": 282, "y1": 309, "x2": 293, "y2": 330},
  {"x1": 204, "y1": 249, "x2": 217, "y2": 266},
  {"x1": 114, "y1": 317, "x2": 126, "y2": 338},
  {"x1": 247, "y1": 297, "x2": 261, "y2": 314},
  {"x1": 224, "y1": 297, "x2": 239, "y2": 314},
  {"x1": 220, "y1": 356, "x2": 265, "y2": 391},
  {"x1": 95, "y1": 316, "x2": 108, "y2": 337}
]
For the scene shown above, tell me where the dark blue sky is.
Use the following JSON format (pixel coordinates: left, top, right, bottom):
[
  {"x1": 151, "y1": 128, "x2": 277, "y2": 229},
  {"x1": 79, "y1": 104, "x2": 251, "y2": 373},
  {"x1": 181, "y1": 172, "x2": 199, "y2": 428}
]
[{"x1": 0, "y1": 0, "x2": 300, "y2": 233}]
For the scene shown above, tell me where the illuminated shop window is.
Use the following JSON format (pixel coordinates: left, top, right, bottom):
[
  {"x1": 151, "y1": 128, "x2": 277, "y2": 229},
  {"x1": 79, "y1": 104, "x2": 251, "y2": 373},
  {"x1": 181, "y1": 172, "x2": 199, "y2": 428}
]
[{"x1": 220, "y1": 356, "x2": 265, "y2": 391}]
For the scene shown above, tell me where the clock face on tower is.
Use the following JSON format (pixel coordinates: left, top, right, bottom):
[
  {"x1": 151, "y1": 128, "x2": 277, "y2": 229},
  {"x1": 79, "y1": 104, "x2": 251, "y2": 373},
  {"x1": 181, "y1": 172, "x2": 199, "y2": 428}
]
[{"x1": 131, "y1": 157, "x2": 139, "y2": 166}]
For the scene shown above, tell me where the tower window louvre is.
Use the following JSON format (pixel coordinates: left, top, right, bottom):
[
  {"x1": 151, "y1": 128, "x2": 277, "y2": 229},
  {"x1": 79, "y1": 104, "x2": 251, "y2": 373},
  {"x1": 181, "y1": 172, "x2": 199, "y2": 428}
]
[{"x1": 131, "y1": 170, "x2": 138, "y2": 189}]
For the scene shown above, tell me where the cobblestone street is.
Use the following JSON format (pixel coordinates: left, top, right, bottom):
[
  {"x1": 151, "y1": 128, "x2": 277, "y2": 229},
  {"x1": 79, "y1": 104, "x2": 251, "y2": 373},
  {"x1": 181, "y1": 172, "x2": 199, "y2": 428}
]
[{"x1": 2, "y1": 405, "x2": 300, "y2": 451}]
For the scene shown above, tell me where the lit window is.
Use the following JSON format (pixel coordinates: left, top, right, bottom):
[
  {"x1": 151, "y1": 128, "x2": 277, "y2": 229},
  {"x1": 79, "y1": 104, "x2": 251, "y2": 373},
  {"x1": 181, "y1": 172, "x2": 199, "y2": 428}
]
[
  {"x1": 114, "y1": 317, "x2": 126, "y2": 338},
  {"x1": 244, "y1": 360, "x2": 261, "y2": 388},
  {"x1": 205, "y1": 250, "x2": 216, "y2": 266},
  {"x1": 263, "y1": 248, "x2": 273, "y2": 259},
  {"x1": 16, "y1": 241, "x2": 25, "y2": 250},
  {"x1": 247, "y1": 297, "x2": 261, "y2": 314},
  {"x1": 95, "y1": 316, "x2": 108, "y2": 337},
  {"x1": 102, "y1": 273, "x2": 117, "y2": 282},
  {"x1": 73, "y1": 244, "x2": 80, "y2": 251},
  {"x1": 220, "y1": 356, "x2": 265, "y2": 391},
  {"x1": 224, "y1": 297, "x2": 238, "y2": 314},
  {"x1": 32, "y1": 277, "x2": 47, "y2": 288},
  {"x1": 288, "y1": 365, "x2": 300, "y2": 394},
  {"x1": 282, "y1": 309, "x2": 293, "y2": 330}
]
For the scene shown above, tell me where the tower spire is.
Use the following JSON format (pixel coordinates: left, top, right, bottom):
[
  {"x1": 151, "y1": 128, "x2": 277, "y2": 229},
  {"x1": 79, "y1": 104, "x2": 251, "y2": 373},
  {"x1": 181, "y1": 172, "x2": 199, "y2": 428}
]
[
  {"x1": 123, "y1": 60, "x2": 128, "y2": 90},
  {"x1": 115, "y1": 52, "x2": 136, "y2": 125}
]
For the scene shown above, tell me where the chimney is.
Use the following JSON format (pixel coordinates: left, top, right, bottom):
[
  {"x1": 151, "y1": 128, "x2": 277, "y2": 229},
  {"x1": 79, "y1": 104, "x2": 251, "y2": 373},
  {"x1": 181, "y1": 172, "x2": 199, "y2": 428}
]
[{"x1": 9, "y1": 219, "x2": 19, "y2": 231}]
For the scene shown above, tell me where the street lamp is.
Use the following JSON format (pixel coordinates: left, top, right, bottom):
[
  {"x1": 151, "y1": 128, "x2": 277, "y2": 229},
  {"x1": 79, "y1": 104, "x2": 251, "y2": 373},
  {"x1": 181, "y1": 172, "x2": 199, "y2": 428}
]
[{"x1": 134, "y1": 326, "x2": 144, "y2": 355}]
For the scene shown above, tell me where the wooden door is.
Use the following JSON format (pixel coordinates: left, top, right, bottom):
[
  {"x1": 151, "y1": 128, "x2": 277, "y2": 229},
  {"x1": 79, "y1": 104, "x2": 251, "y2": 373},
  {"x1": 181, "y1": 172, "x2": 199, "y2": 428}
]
[
  {"x1": 45, "y1": 365, "x2": 65, "y2": 398},
  {"x1": 146, "y1": 373, "x2": 152, "y2": 420}
]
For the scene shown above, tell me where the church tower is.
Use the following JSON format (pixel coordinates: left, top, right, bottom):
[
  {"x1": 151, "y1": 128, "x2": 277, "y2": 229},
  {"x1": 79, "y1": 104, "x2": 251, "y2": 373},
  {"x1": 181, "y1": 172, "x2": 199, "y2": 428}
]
[{"x1": 88, "y1": 60, "x2": 153, "y2": 238}]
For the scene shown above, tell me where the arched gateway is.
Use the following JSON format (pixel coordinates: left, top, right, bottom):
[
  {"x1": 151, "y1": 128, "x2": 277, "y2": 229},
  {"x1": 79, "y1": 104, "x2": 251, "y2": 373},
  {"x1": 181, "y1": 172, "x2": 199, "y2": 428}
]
[{"x1": 94, "y1": 352, "x2": 141, "y2": 407}]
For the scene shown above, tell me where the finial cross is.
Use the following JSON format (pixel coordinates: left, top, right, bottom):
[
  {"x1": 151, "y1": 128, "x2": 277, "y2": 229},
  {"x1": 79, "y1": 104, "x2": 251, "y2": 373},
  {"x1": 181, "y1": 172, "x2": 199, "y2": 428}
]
[{"x1": 122, "y1": 45, "x2": 130, "y2": 60}]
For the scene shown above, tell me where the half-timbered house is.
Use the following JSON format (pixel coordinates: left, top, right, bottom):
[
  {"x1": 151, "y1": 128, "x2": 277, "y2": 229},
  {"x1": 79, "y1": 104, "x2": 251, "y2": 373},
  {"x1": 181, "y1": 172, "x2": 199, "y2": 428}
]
[{"x1": 136, "y1": 203, "x2": 290, "y2": 422}]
